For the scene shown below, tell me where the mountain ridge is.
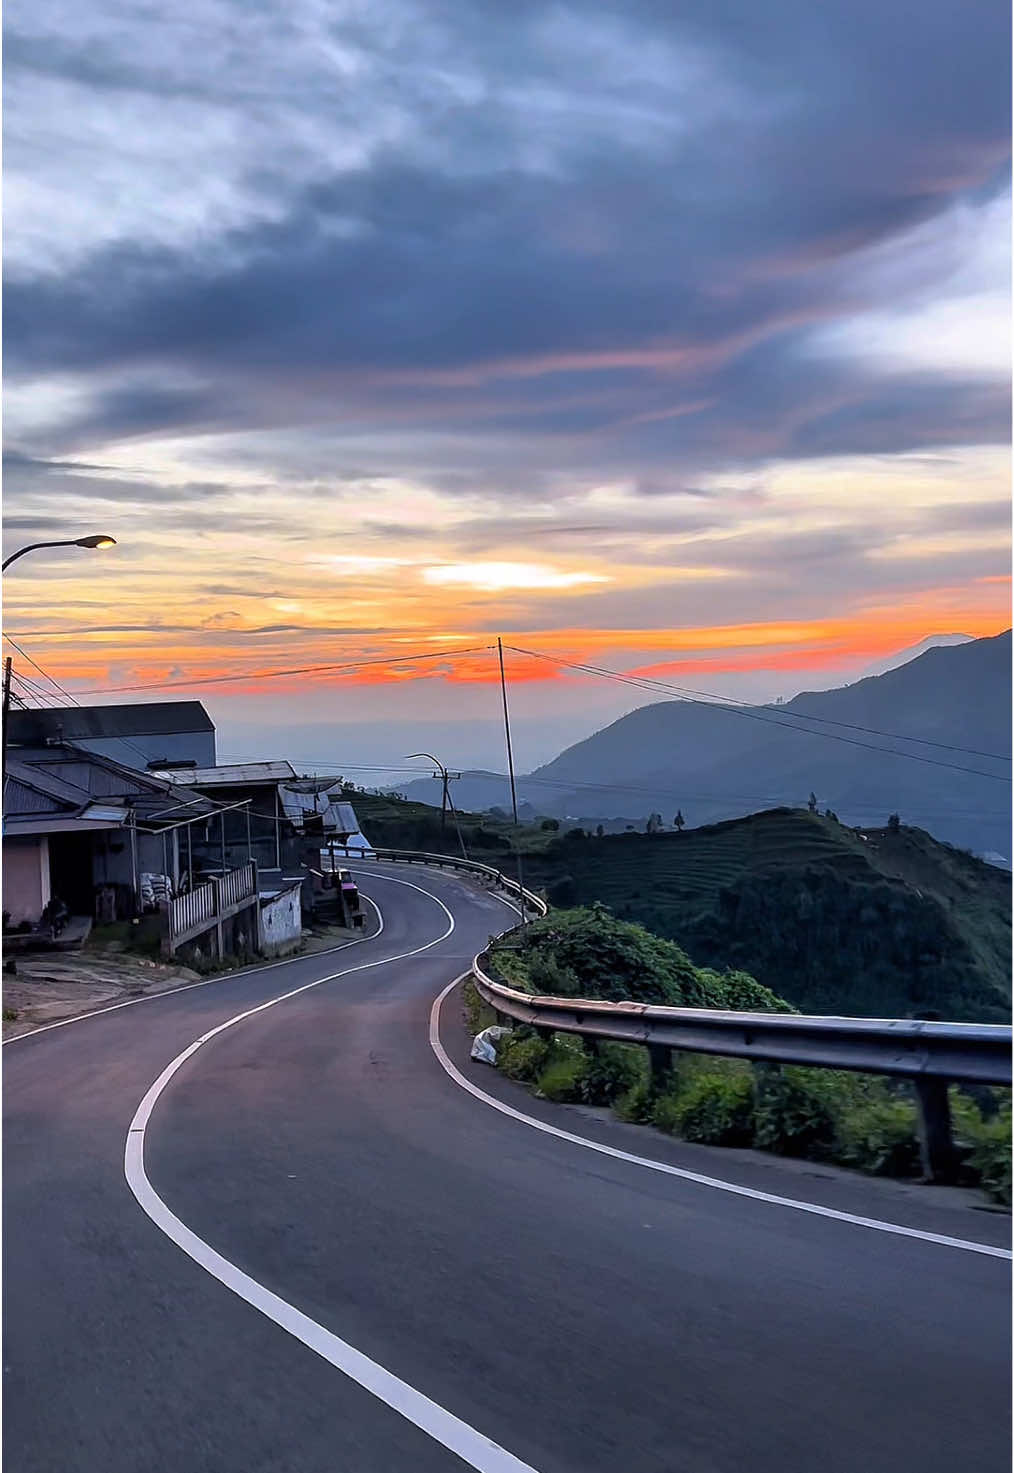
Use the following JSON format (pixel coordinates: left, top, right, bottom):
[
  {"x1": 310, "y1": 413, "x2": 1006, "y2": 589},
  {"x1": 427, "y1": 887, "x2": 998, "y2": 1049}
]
[{"x1": 391, "y1": 631, "x2": 1012, "y2": 857}]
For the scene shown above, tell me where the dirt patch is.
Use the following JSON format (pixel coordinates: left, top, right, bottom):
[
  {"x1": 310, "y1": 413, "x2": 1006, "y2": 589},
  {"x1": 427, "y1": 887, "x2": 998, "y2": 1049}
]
[{"x1": 2, "y1": 951, "x2": 202, "y2": 1037}]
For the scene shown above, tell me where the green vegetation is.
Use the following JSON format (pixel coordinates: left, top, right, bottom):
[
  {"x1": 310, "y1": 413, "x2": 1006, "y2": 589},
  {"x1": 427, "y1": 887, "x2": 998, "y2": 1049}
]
[
  {"x1": 489, "y1": 903, "x2": 792, "y2": 1012},
  {"x1": 2, "y1": 1007, "x2": 18, "y2": 1023},
  {"x1": 475, "y1": 904, "x2": 1010, "y2": 1203},
  {"x1": 519, "y1": 809, "x2": 1011, "y2": 1022}
]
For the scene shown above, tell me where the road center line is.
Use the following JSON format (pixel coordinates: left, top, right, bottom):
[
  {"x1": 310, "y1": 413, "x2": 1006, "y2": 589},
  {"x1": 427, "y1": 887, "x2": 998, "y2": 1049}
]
[
  {"x1": 124, "y1": 873, "x2": 542, "y2": 1473},
  {"x1": 429, "y1": 973, "x2": 1012, "y2": 1262}
]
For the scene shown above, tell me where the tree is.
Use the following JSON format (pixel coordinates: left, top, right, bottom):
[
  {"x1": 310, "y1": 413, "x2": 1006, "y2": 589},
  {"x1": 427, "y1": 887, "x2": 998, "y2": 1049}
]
[
  {"x1": 674, "y1": 810, "x2": 685, "y2": 832},
  {"x1": 887, "y1": 812, "x2": 901, "y2": 832},
  {"x1": 595, "y1": 824, "x2": 605, "y2": 838},
  {"x1": 807, "y1": 792, "x2": 818, "y2": 813},
  {"x1": 540, "y1": 817, "x2": 560, "y2": 831}
]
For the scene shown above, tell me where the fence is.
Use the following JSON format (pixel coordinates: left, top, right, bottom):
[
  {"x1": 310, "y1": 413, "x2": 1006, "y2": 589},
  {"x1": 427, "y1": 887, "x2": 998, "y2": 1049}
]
[
  {"x1": 165, "y1": 860, "x2": 259, "y2": 957},
  {"x1": 335, "y1": 846, "x2": 1010, "y2": 1184}
]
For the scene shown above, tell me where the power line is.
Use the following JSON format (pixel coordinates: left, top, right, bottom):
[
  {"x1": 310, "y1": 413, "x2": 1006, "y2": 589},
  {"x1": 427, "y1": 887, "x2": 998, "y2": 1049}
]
[
  {"x1": 217, "y1": 755, "x2": 1006, "y2": 822},
  {"x1": 508, "y1": 646, "x2": 1011, "y2": 762},
  {"x1": 71, "y1": 644, "x2": 494, "y2": 695},
  {"x1": 4, "y1": 640, "x2": 159, "y2": 771},
  {"x1": 506, "y1": 647, "x2": 1011, "y2": 783},
  {"x1": 4, "y1": 635, "x2": 83, "y2": 708}
]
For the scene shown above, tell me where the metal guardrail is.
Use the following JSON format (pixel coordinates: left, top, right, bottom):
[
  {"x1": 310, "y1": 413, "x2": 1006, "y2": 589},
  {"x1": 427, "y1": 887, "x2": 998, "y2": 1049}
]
[
  {"x1": 470, "y1": 956, "x2": 1012, "y2": 1085},
  {"x1": 330, "y1": 845, "x2": 548, "y2": 917},
  {"x1": 470, "y1": 952, "x2": 1011, "y2": 1183},
  {"x1": 336, "y1": 846, "x2": 1010, "y2": 1182}
]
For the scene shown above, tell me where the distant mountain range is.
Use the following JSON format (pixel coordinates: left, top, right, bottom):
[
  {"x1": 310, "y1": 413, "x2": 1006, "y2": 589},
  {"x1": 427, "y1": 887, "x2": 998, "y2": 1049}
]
[{"x1": 391, "y1": 631, "x2": 1012, "y2": 860}]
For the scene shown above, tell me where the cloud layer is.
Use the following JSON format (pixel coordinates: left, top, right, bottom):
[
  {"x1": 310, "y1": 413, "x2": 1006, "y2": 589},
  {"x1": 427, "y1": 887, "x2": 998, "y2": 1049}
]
[{"x1": 2, "y1": 0, "x2": 1009, "y2": 759}]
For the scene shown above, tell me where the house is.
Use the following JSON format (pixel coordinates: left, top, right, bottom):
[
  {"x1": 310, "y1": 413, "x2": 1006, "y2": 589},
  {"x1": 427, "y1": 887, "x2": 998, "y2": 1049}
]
[
  {"x1": 8, "y1": 700, "x2": 216, "y2": 770},
  {"x1": 3, "y1": 744, "x2": 219, "y2": 926},
  {"x1": 153, "y1": 764, "x2": 375, "y2": 869}
]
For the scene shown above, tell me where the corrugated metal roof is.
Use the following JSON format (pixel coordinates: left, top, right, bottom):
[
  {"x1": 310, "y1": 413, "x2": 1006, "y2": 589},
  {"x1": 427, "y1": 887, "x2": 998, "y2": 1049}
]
[
  {"x1": 278, "y1": 782, "x2": 361, "y2": 836},
  {"x1": 8, "y1": 700, "x2": 214, "y2": 740},
  {"x1": 153, "y1": 761, "x2": 296, "y2": 786},
  {"x1": 2, "y1": 779, "x2": 69, "y2": 814},
  {"x1": 4, "y1": 746, "x2": 218, "y2": 827}
]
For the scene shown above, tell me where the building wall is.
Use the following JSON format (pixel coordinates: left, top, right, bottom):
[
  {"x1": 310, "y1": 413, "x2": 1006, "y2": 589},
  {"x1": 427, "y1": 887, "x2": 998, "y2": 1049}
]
[
  {"x1": 259, "y1": 882, "x2": 303, "y2": 957},
  {"x1": 3, "y1": 837, "x2": 51, "y2": 924},
  {"x1": 68, "y1": 730, "x2": 216, "y2": 769}
]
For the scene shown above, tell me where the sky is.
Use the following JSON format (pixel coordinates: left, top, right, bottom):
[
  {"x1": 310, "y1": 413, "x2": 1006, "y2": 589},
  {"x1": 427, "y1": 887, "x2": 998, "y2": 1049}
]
[{"x1": 2, "y1": 0, "x2": 1011, "y2": 778}]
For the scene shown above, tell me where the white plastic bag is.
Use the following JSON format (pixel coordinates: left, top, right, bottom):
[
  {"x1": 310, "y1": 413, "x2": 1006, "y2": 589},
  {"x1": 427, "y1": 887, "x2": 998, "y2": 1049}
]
[{"x1": 470, "y1": 1025, "x2": 511, "y2": 1065}]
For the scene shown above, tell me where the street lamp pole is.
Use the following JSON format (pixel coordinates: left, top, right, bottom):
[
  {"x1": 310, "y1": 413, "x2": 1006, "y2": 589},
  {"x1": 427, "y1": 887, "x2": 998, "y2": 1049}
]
[
  {"x1": 2, "y1": 534, "x2": 117, "y2": 573},
  {"x1": 405, "y1": 752, "x2": 468, "y2": 860},
  {"x1": 1, "y1": 534, "x2": 117, "y2": 791}
]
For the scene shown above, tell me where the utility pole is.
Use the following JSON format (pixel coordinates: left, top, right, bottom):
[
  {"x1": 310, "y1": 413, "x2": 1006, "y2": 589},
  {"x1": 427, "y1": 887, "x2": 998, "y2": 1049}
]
[
  {"x1": 1, "y1": 656, "x2": 11, "y2": 795},
  {"x1": 497, "y1": 638, "x2": 527, "y2": 922}
]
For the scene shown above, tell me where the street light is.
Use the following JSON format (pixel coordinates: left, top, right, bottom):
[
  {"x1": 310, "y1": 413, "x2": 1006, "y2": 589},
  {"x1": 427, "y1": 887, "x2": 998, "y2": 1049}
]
[
  {"x1": 1, "y1": 534, "x2": 117, "y2": 785},
  {"x1": 405, "y1": 751, "x2": 468, "y2": 860},
  {"x1": 2, "y1": 534, "x2": 117, "y2": 572}
]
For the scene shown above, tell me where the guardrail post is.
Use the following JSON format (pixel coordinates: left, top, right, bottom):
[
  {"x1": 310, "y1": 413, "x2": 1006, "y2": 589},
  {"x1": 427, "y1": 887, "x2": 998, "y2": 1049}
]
[
  {"x1": 648, "y1": 1044, "x2": 672, "y2": 1091},
  {"x1": 913, "y1": 1076, "x2": 959, "y2": 1184}
]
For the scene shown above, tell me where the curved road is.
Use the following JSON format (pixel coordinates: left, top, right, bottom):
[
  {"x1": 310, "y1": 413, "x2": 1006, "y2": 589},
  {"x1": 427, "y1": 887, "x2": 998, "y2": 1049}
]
[{"x1": 4, "y1": 864, "x2": 1010, "y2": 1472}]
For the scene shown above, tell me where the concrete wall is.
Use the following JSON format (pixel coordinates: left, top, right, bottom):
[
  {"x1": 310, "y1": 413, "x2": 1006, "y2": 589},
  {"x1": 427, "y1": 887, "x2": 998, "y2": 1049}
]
[
  {"x1": 259, "y1": 882, "x2": 303, "y2": 957},
  {"x1": 3, "y1": 837, "x2": 51, "y2": 924},
  {"x1": 67, "y1": 730, "x2": 216, "y2": 769}
]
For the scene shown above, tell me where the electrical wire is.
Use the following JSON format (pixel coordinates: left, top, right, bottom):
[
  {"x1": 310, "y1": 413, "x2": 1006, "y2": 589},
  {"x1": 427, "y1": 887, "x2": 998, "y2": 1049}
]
[
  {"x1": 506, "y1": 647, "x2": 1011, "y2": 783},
  {"x1": 70, "y1": 644, "x2": 494, "y2": 695}
]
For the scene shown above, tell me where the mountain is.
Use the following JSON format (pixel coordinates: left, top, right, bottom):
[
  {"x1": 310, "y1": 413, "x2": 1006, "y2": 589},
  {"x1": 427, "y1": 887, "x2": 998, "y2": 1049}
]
[
  {"x1": 860, "y1": 633, "x2": 972, "y2": 679},
  {"x1": 525, "y1": 630, "x2": 1012, "y2": 857},
  {"x1": 392, "y1": 631, "x2": 1012, "y2": 857},
  {"x1": 520, "y1": 809, "x2": 1012, "y2": 1022}
]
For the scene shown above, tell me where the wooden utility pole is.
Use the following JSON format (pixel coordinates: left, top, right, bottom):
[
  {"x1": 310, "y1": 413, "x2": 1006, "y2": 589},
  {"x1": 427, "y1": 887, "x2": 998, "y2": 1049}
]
[
  {"x1": 497, "y1": 638, "x2": 527, "y2": 922},
  {"x1": 1, "y1": 656, "x2": 11, "y2": 795}
]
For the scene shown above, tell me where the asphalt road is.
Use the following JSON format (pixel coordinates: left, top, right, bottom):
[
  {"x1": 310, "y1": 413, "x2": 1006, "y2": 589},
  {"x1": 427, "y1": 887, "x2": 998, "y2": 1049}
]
[{"x1": 4, "y1": 864, "x2": 1010, "y2": 1473}]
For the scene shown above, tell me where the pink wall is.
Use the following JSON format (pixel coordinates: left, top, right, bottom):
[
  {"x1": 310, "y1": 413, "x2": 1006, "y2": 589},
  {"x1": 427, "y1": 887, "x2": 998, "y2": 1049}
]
[{"x1": 3, "y1": 837, "x2": 51, "y2": 924}]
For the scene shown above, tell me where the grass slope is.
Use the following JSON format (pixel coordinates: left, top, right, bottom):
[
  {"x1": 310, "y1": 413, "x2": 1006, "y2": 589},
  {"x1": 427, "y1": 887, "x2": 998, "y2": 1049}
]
[{"x1": 521, "y1": 809, "x2": 1012, "y2": 1022}]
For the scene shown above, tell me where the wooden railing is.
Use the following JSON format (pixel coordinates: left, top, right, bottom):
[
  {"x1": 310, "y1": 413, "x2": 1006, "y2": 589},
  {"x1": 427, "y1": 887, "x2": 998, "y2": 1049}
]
[
  {"x1": 165, "y1": 861, "x2": 259, "y2": 955},
  {"x1": 168, "y1": 881, "x2": 216, "y2": 942}
]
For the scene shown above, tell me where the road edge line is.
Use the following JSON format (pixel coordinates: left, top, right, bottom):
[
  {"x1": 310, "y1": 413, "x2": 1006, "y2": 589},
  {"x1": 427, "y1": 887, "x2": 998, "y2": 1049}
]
[
  {"x1": 429, "y1": 974, "x2": 1012, "y2": 1262},
  {"x1": 123, "y1": 873, "x2": 542, "y2": 1473}
]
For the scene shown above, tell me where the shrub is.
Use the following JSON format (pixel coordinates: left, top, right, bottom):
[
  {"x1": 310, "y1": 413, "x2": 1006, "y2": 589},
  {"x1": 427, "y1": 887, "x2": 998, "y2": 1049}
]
[
  {"x1": 537, "y1": 1053, "x2": 587, "y2": 1102},
  {"x1": 495, "y1": 905, "x2": 793, "y2": 1012},
  {"x1": 665, "y1": 1072, "x2": 756, "y2": 1146},
  {"x1": 496, "y1": 1032, "x2": 551, "y2": 1082},
  {"x1": 462, "y1": 977, "x2": 496, "y2": 1035},
  {"x1": 835, "y1": 1095, "x2": 921, "y2": 1176},
  {"x1": 951, "y1": 1090, "x2": 1012, "y2": 1206},
  {"x1": 614, "y1": 1079, "x2": 657, "y2": 1123},
  {"x1": 753, "y1": 1066, "x2": 839, "y2": 1158},
  {"x1": 579, "y1": 1043, "x2": 647, "y2": 1106}
]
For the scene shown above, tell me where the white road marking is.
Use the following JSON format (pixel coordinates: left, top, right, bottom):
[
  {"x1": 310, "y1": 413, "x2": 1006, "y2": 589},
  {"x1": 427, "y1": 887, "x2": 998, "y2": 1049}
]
[
  {"x1": 430, "y1": 974, "x2": 1012, "y2": 1262},
  {"x1": 124, "y1": 874, "x2": 542, "y2": 1473},
  {"x1": 2, "y1": 901, "x2": 385, "y2": 1046}
]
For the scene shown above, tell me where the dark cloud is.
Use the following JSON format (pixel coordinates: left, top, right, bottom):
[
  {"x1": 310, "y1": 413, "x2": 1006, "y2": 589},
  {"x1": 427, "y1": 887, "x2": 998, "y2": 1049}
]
[{"x1": 4, "y1": 0, "x2": 1008, "y2": 467}]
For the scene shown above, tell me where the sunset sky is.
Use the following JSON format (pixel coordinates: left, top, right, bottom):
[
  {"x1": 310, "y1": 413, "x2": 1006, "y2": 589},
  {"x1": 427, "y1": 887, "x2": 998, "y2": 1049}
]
[{"x1": 3, "y1": 0, "x2": 1010, "y2": 775}]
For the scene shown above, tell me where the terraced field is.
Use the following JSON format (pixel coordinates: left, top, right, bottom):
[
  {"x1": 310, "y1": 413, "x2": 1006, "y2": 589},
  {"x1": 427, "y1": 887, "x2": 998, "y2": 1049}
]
[{"x1": 522, "y1": 809, "x2": 1012, "y2": 1021}]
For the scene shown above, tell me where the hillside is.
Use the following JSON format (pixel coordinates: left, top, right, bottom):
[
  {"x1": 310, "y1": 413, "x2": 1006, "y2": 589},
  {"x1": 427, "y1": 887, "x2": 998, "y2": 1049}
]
[
  {"x1": 530, "y1": 631, "x2": 1012, "y2": 856},
  {"x1": 393, "y1": 632, "x2": 1012, "y2": 858},
  {"x1": 520, "y1": 809, "x2": 1012, "y2": 1023}
]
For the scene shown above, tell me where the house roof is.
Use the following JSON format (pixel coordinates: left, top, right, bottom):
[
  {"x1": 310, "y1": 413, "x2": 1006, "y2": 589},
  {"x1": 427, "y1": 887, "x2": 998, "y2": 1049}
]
[
  {"x1": 152, "y1": 761, "x2": 296, "y2": 787},
  {"x1": 8, "y1": 700, "x2": 215, "y2": 743},
  {"x1": 3, "y1": 744, "x2": 218, "y2": 833},
  {"x1": 278, "y1": 780, "x2": 361, "y2": 837}
]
